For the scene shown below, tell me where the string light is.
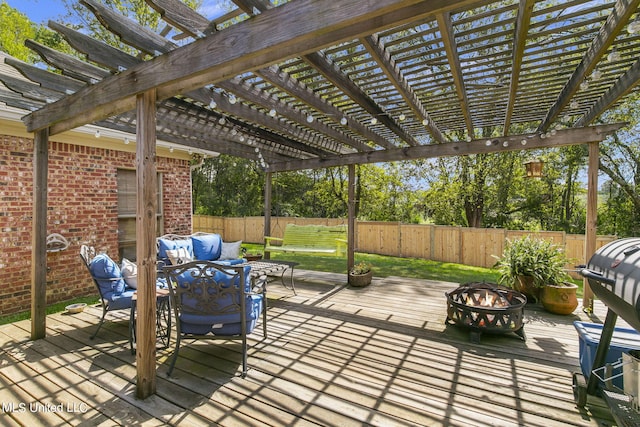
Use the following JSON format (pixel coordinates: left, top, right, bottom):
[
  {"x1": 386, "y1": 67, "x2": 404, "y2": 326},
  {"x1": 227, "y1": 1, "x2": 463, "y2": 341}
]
[
  {"x1": 607, "y1": 49, "x2": 621, "y2": 62},
  {"x1": 94, "y1": 130, "x2": 100, "y2": 138},
  {"x1": 422, "y1": 118, "x2": 429, "y2": 126},
  {"x1": 228, "y1": 93, "x2": 237, "y2": 104},
  {"x1": 340, "y1": 117, "x2": 347, "y2": 125},
  {"x1": 306, "y1": 114, "x2": 314, "y2": 123},
  {"x1": 399, "y1": 113, "x2": 406, "y2": 121},
  {"x1": 269, "y1": 109, "x2": 277, "y2": 117},
  {"x1": 370, "y1": 117, "x2": 378, "y2": 125},
  {"x1": 209, "y1": 99, "x2": 217, "y2": 109}
]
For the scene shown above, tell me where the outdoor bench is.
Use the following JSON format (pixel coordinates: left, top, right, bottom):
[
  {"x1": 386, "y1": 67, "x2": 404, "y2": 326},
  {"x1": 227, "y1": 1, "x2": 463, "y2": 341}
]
[{"x1": 264, "y1": 224, "x2": 347, "y2": 256}]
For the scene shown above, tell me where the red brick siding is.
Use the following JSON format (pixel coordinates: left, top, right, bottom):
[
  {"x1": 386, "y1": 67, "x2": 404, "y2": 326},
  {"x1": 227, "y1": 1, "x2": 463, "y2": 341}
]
[{"x1": 0, "y1": 135, "x2": 192, "y2": 316}]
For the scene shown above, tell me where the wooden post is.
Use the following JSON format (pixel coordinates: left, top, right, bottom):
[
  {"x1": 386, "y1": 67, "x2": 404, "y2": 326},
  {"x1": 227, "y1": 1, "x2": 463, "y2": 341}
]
[
  {"x1": 136, "y1": 89, "x2": 158, "y2": 398},
  {"x1": 31, "y1": 128, "x2": 49, "y2": 340},
  {"x1": 264, "y1": 171, "x2": 272, "y2": 260},
  {"x1": 348, "y1": 164, "x2": 356, "y2": 271},
  {"x1": 583, "y1": 141, "x2": 598, "y2": 312}
]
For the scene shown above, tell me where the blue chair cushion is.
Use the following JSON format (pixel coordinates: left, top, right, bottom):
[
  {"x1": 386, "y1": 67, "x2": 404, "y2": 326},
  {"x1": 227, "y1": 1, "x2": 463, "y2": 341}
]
[
  {"x1": 158, "y1": 238, "x2": 193, "y2": 261},
  {"x1": 192, "y1": 234, "x2": 222, "y2": 261},
  {"x1": 108, "y1": 289, "x2": 136, "y2": 310},
  {"x1": 180, "y1": 294, "x2": 263, "y2": 335},
  {"x1": 89, "y1": 253, "x2": 127, "y2": 301}
]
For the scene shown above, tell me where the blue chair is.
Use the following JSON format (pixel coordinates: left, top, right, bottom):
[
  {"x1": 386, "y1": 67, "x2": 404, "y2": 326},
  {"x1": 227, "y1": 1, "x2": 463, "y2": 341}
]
[
  {"x1": 80, "y1": 245, "x2": 136, "y2": 339},
  {"x1": 163, "y1": 260, "x2": 266, "y2": 377}
]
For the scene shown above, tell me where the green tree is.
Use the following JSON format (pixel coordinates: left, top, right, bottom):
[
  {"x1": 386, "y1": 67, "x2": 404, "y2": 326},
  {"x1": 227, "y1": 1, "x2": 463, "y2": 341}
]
[{"x1": 0, "y1": 1, "x2": 36, "y2": 61}]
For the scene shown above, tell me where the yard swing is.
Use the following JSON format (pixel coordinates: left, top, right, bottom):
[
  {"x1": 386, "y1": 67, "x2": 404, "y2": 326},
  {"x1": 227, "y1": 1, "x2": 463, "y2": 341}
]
[{"x1": 264, "y1": 171, "x2": 348, "y2": 256}]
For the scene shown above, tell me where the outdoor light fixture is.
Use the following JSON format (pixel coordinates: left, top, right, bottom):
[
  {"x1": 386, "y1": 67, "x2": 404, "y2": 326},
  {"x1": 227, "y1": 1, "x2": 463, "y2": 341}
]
[
  {"x1": 269, "y1": 109, "x2": 277, "y2": 117},
  {"x1": 340, "y1": 117, "x2": 347, "y2": 125},
  {"x1": 524, "y1": 159, "x2": 544, "y2": 178},
  {"x1": 371, "y1": 117, "x2": 378, "y2": 125},
  {"x1": 228, "y1": 93, "x2": 237, "y2": 104},
  {"x1": 628, "y1": 17, "x2": 640, "y2": 34},
  {"x1": 306, "y1": 114, "x2": 314, "y2": 123},
  {"x1": 422, "y1": 118, "x2": 429, "y2": 126},
  {"x1": 607, "y1": 49, "x2": 621, "y2": 62},
  {"x1": 398, "y1": 113, "x2": 406, "y2": 121},
  {"x1": 209, "y1": 99, "x2": 217, "y2": 109}
]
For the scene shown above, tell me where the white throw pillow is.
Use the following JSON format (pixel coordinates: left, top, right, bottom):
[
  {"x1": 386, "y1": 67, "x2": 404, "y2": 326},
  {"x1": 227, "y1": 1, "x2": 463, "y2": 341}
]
[
  {"x1": 219, "y1": 240, "x2": 242, "y2": 260},
  {"x1": 166, "y1": 247, "x2": 193, "y2": 265},
  {"x1": 121, "y1": 258, "x2": 138, "y2": 289}
]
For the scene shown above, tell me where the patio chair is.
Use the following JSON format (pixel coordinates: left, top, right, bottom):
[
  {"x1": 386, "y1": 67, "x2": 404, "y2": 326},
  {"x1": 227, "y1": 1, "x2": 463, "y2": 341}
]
[
  {"x1": 80, "y1": 245, "x2": 136, "y2": 339},
  {"x1": 163, "y1": 260, "x2": 266, "y2": 377}
]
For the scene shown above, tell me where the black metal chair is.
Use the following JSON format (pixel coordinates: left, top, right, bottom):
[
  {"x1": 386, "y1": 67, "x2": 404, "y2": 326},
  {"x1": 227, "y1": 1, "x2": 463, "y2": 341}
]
[{"x1": 163, "y1": 260, "x2": 267, "y2": 377}]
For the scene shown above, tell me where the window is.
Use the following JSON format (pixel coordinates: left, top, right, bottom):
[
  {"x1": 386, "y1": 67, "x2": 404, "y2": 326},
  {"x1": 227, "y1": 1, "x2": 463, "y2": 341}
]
[{"x1": 117, "y1": 169, "x2": 163, "y2": 260}]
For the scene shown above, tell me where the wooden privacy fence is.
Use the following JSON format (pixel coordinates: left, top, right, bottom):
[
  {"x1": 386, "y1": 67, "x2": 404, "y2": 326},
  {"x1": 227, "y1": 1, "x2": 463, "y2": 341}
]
[{"x1": 193, "y1": 215, "x2": 616, "y2": 270}]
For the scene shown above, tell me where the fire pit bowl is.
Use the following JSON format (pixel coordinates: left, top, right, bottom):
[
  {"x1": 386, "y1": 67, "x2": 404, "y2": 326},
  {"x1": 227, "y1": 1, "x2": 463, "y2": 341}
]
[{"x1": 445, "y1": 282, "x2": 527, "y2": 343}]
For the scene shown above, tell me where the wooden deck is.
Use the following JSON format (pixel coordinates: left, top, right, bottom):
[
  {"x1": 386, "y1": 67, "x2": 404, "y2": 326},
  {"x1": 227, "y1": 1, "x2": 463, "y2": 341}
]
[{"x1": 0, "y1": 271, "x2": 623, "y2": 426}]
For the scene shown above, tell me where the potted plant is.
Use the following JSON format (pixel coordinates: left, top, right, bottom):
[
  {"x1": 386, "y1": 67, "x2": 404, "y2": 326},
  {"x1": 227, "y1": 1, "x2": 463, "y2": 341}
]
[
  {"x1": 348, "y1": 261, "x2": 373, "y2": 287},
  {"x1": 494, "y1": 235, "x2": 576, "y2": 313}
]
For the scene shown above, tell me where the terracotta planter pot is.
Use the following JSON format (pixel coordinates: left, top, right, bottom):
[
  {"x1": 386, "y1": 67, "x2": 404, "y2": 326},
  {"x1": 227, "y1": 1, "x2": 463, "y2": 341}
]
[
  {"x1": 348, "y1": 270, "x2": 372, "y2": 287},
  {"x1": 541, "y1": 282, "x2": 579, "y2": 315},
  {"x1": 515, "y1": 275, "x2": 539, "y2": 303}
]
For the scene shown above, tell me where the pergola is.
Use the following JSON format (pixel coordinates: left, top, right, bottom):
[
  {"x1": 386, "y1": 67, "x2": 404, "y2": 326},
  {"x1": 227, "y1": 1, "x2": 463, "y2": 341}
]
[{"x1": 1, "y1": 0, "x2": 639, "y2": 398}]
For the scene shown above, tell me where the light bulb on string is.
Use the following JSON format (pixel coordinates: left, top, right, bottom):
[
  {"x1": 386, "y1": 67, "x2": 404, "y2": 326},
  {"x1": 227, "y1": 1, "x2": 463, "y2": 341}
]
[
  {"x1": 370, "y1": 117, "x2": 378, "y2": 125},
  {"x1": 340, "y1": 117, "x2": 347, "y2": 126}
]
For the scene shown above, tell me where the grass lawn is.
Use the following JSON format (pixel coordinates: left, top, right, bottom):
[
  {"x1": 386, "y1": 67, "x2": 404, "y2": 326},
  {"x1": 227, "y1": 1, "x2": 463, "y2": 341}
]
[{"x1": 242, "y1": 243, "x2": 584, "y2": 296}]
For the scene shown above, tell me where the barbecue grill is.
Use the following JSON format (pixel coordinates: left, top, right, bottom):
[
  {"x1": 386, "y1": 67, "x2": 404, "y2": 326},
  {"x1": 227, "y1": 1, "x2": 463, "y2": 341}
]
[
  {"x1": 581, "y1": 238, "x2": 640, "y2": 332},
  {"x1": 575, "y1": 237, "x2": 640, "y2": 420}
]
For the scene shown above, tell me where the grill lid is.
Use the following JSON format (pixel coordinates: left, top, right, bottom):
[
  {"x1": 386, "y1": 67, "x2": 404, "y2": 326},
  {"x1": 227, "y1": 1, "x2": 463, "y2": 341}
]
[{"x1": 581, "y1": 238, "x2": 640, "y2": 331}]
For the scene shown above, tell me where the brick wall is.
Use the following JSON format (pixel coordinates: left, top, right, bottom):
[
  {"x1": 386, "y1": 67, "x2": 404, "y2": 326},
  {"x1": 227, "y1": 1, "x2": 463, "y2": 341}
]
[{"x1": 0, "y1": 134, "x2": 192, "y2": 316}]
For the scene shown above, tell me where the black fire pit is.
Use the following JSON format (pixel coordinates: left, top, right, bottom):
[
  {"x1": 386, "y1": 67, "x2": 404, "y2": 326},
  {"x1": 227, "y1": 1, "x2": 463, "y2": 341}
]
[{"x1": 445, "y1": 282, "x2": 527, "y2": 343}]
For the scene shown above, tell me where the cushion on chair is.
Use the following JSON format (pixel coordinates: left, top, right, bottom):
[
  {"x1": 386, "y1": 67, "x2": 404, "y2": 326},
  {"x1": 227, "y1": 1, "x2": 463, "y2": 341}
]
[
  {"x1": 107, "y1": 289, "x2": 136, "y2": 310},
  {"x1": 219, "y1": 240, "x2": 242, "y2": 260},
  {"x1": 121, "y1": 258, "x2": 137, "y2": 289},
  {"x1": 158, "y1": 238, "x2": 193, "y2": 261},
  {"x1": 89, "y1": 253, "x2": 127, "y2": 301},
  {"x1": 180, "y1": 294, "x2": 263, "y2": 335},
  {"x1": 192, "y1": 233, "x2": 222, "y2": 261},
  {"x1": 166, "y1": 247, "x2": 193, "y2": 265}
]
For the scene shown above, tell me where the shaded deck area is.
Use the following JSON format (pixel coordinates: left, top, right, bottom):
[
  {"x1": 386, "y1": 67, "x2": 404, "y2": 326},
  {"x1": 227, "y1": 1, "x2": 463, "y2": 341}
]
[{"x1": 0, "y1": 271, "x2": 619, "y2": 426}]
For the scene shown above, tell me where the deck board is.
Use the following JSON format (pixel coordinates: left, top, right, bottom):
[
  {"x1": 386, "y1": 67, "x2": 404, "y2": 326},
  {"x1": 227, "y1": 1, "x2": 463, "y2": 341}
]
[{"x1": 0, "y1": 270, "x2": 624, "y2": 426}]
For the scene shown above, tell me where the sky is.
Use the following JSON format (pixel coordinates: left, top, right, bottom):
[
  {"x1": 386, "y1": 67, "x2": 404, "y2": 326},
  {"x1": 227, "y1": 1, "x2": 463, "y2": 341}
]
[
  {"x1": 3, "y1": 0, "x2": 228, "y2": 23},
  {"x1": 4, "y1": 0, "x2": 68, "y2": 24}
]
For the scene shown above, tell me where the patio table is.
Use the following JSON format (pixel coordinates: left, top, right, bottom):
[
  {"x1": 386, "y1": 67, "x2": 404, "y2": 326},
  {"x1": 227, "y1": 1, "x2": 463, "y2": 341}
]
[
  {"x1": 244, "y1": 260, "x2": 299, "y2": 295},
  {"x1": 129, "y1": 288, "x2": 171, "y2": 355}
]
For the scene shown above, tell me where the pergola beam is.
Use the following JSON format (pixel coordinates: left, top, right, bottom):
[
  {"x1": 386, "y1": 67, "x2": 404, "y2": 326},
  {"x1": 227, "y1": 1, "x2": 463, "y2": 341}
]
[
  {"x1": 436, "y1": 12, "x2": 474, "y2": 138},
  {"x1": 503, "y1": 0, "x2": 534, "y2": 135},
  {"x1": 537, "y1": 0, "x2": 640, "y2": 132},
  {"x1": 361, "y1": 34, "x2": 446, "y2": 143},
  {"x1": 267, "y1": 123, "x2": 625, "y2": 172},
  {"x1": 26, "y1": 0, "x2": 480, "y2": 134}
]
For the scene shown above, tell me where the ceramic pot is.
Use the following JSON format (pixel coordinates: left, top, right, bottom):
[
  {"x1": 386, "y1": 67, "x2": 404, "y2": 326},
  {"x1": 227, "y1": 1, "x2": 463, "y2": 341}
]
[
  {"x1": 515, "y1": 275, "x2": 539, "y2": 303},
  {"x1": 541, "y1": 282, "x2": 579, "y2": 315},
  {"x1": 348, "y1": 270, "x2": 372, "y2": 287}
]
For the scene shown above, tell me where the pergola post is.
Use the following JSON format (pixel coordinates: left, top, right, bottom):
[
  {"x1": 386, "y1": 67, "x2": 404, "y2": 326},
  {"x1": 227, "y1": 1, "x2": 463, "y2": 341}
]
[
  {"x1": 264, "y1": 171, "x2": 272, "y2": 260},
  {"x1": 583, "y1": 141, "x2": 599, "y2": 312},
  {"x1": 347, "y1": 164, "x2": 356, "y2": 271},
  {"x1": 31, "y1": 127, "x2": 49, "y2": 340},
  {"x1": 136, "y1": 89, "x2": 158, "y2": 398}
]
